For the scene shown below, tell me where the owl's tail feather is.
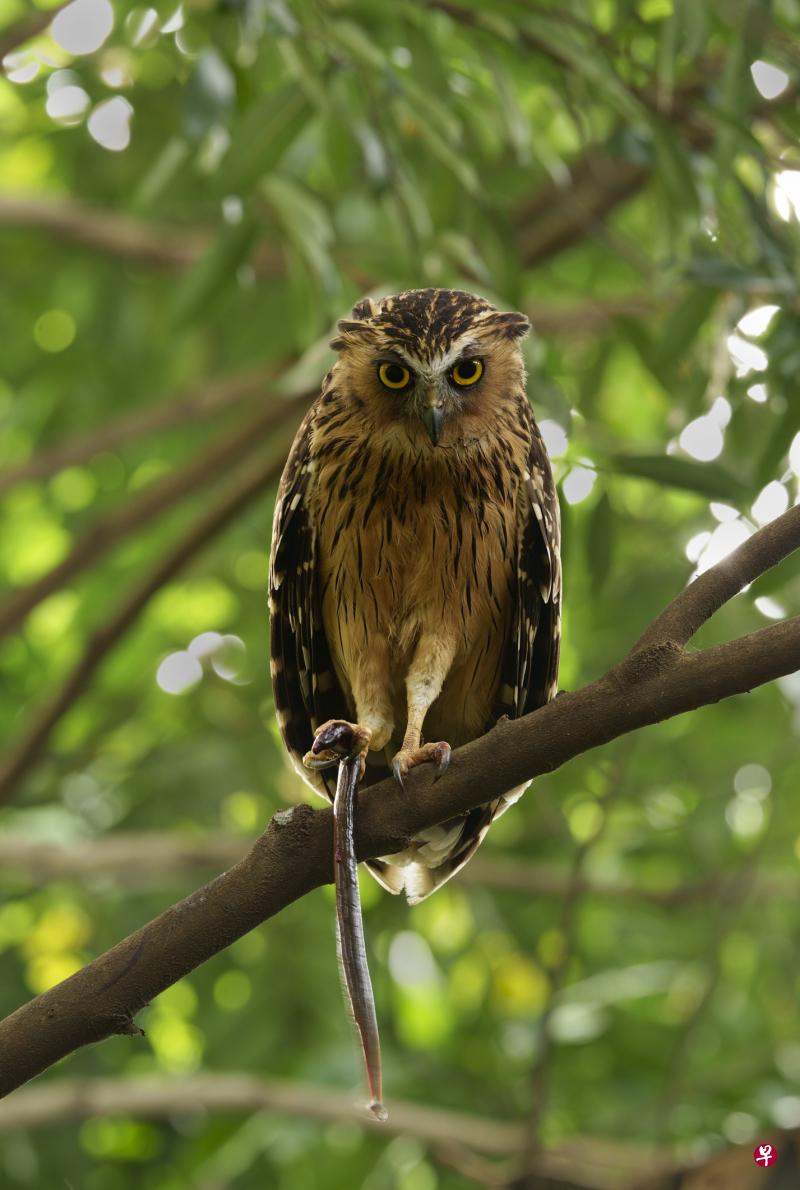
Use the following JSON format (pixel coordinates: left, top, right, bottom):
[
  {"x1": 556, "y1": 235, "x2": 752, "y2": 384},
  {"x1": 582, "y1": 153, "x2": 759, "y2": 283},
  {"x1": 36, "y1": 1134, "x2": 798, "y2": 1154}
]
[{"x1": 366, "y1": 782, "x2": 531, "y2": 904}]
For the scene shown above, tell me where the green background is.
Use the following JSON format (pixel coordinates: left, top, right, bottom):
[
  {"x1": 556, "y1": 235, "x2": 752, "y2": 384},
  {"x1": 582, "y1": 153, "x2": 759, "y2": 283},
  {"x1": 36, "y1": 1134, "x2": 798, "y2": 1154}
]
[{"x1": 1, "y1": 0, "x2": 799, "y2": 1186}]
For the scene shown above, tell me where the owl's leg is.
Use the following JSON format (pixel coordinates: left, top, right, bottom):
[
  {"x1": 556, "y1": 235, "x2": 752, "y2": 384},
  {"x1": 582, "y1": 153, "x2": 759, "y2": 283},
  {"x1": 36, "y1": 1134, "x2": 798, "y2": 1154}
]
[
  {"x1": 391, "y1": 632, "x2": 457, "y2": 787},
  {"x1": 303, "y1": 638, "x2": 394, "y2": 777}
]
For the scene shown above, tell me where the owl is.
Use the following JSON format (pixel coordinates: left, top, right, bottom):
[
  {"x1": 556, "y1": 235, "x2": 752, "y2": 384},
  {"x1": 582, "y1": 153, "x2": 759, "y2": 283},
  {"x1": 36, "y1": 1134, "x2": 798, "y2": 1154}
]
[{"x1": 269, "y1": 288, "x2": 561, "y2": 903}]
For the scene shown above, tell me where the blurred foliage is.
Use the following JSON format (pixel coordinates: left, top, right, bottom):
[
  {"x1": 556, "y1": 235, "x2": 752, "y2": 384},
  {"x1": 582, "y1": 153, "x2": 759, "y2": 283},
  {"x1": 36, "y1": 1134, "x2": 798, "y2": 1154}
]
[{"x1": 1, "y1": 0, "x2": 800, "y2": 1187}]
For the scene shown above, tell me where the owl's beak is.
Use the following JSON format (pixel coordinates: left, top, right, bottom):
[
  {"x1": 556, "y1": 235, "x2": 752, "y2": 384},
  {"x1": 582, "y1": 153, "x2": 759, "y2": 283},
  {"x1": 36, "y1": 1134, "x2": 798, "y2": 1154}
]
[{"x1": 420, "y1": 391, "x2": 445, "y2": 446}]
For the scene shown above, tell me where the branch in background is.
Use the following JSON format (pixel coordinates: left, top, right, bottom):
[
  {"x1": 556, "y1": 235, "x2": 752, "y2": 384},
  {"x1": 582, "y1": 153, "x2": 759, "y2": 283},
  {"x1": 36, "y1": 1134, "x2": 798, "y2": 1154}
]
[
  {"x1": 1, "y1": 506, "x2": 798, "y2": 1096},
  {"x1": 2, "y1": 831, "x2": 795, "y2": 907},
  {"x1": 0, "y1": 445, "x2": 290, "y2": 803},
  {"x1": 0, "y1": 12, "x2": 50, "y2": 59},
  {"x1": 0, "y1": 1075, "x2": 678, "y2": 1190},
  {"x1": 0, "y1": 361, "x2": 287, "y2": 498},
  {"x1": 0, "y1": 390, "x2": 312, "y2": 643},
  {"x1": 0, "y1": 196, "x2": 284, "y2": 274}
]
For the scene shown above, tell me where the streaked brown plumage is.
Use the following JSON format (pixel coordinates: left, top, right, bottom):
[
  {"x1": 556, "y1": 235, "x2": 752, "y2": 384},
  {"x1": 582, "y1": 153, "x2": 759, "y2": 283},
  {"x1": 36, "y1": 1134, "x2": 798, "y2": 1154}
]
[{"x1": 269, "y1": 288, "x2": 561, "y2": 904}]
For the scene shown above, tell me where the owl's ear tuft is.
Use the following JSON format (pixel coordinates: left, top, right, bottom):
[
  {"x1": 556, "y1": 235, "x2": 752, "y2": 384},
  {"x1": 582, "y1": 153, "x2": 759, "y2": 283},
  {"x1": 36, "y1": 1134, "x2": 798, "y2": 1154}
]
[
  {"x1": 480, "y1": 310, "x2": 531, "y2": 341},
  {"x1": 329, "y1": 314, "x2": 380, "y2": 352}
]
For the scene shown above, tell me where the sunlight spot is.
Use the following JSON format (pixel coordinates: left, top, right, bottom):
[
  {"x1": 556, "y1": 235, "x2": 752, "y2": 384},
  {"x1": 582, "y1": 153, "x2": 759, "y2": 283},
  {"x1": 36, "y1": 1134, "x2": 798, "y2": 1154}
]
[
  {"x1": 755, "y1": 596, "x2": 786, "y2": 621},
  {"x1": 737, "y1": 304, "x2": 779, "y2": 337},
  {"x1": 156, "y1": 651, "x2": 202, "y2": 694},
  {"x1": 3, "y1": 51, "x2": 40, "y2": 85},
  {"x1": 709, "y1": 502, "x2": 739, "y2": 523},
  {"x1": 750, "y1": 60, "x2": 790, "y2": 100},
  {"x1": 126, "y1": 8, "x2": 161, "y2": 48},
  {"x1": 751, "y1": 480, "x2": 789, "y2": 526},
  {"x1": 725, "y1": 796, "x2": 764, "y2": 839},
  {"x1": 771, "y1": 1097, "x2": 800, "y2": 1129},
  {"x1": 539, "y1": 419, "x2": 568, "y2": 459},
  {"x1": 34, "y1": 309, "x2": 76, "y2": 353},
  {"x1": 562, "y1": 465, "x2": 596, "y2": 506},
  {"x1": 187, "y1": 631, "x2": 224, "y2": 659},
  {"x1": 685, "y1": 531, "x2": 711, "y2": 563},
  {"x1": 87, "y1": 97, "x2": 132, "y2": 151},
  {"x1": 52, "y1": 0, "x2": 114, "y2": 56},
  {"x1": 726, "y1": 333, "x2": 767, "y2": 377},
  {"x1": 210, "y1": 634, "x2": 247, "y2": 682},
  {"x1": 679, "y1": 416, "x2": 723, "y2": 462},
  {"x1": 694, "y1": 520, "x2": 752, "y2": 576},
  {"x1": 391, "y1": 46, "x2": 412, "y2": 68},
  {"x1": 788, "y1": 432, "x2": 800, "y2": 478},
  {"x1": 162, "y1": 4, "x2": 185, "y2": 33},
  {"x1": 734, "y1": 763, "x2": 772, "y2": 801},
  {"x1": 222, "y1": 195, "x2": 243, "y2": 224},
  {"x1": 746, "y1": 383, "x2": 768, "y2": 403},
  {"x1": 46, "y1": 85, "x2": 90, "y2": 125},
  {"x1": 99, "y1": 50, "x2": 134, "y2": 88},
  {"x1": 709, "y1": 395, "x2": 732, "y2": 427},
  {"x1": 773, "y1": 171, "x2": 800, "y2": 222},
  {"x1": 723, "y1": 1112, "x2": 757, "y2": 1144},
  {"x1": 389, "y1": 932, "x2": 438, "y2": 987}
]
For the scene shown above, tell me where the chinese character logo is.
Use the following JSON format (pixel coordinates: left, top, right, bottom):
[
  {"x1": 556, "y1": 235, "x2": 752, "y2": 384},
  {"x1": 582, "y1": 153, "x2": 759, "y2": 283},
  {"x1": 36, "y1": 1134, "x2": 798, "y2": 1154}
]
[{"x1": 754, "y1": 1143, "x2": 777, "y2": 1167}]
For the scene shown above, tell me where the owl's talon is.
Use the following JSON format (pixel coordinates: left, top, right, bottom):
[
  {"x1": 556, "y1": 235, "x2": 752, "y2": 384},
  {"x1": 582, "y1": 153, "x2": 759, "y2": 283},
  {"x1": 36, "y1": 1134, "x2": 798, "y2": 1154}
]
[
  {"x1": 391, "y1": 740, "x2": 451, "y2": 786},
  {"x1": 432, "y1": 742, "x2": 451, "y2": 781},
  {"x1": 304, "y1": 719, "x2": 371, "y2": 775}
]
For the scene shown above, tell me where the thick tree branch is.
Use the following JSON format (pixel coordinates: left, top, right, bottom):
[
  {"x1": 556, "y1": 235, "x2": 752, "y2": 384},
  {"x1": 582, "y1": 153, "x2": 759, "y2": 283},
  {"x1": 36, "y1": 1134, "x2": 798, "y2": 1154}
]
[
  {"x1": 3, "y1": 831, "x2": 789, "y2": 906},
  {"x1": 0, "y1": 446, "x2": 290, "y2": 802},
  {"x1": 1, "y1": 507, "x2": 798, "y2": 1096},
  {"x1": 0, "y1": 391, "x2": 311, "y2": 642}
]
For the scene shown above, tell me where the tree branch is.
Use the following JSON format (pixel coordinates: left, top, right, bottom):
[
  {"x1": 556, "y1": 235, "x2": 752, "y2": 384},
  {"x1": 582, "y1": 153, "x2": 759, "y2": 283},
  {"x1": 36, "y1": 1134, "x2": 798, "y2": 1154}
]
[
  {"x1": 0, "y1": 391, "x2": 311, "y2": 643},
  {"x1": 0, "y1": 446, "x2": 290, "y2": 802},
  {"x1": 1, "y1": 507, "x2": 799, "y2": 1095},
  {"x1": 0, "y1": 12, "x2": 50, "y2": 59},
  {"x1": 0, "y1": 1075, "x2": 677, "y2": 1189},
  {"x1": 0, "y1": 361, "x2": 285, "y2": 498},
  {"x1": 3, "y1": 830, "x2": 790, "y2": 906}
]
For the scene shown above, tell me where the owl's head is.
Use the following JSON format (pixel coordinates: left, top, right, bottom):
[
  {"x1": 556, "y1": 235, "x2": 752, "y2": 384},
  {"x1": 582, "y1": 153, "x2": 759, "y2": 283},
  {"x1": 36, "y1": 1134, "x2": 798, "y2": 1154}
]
[{"x1": 329, "y1": 288, "x2": 530, "y2": 447}]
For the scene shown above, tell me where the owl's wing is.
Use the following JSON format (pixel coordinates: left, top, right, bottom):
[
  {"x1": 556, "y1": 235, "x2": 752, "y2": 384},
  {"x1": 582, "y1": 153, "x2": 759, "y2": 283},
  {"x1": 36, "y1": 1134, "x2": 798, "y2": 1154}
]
[
  {"x1": 269, "y1": 405, "x2": 346, "y2": 802},
  {"x1": 496, "y1": 414, "x2": 562, "y2": 722}
]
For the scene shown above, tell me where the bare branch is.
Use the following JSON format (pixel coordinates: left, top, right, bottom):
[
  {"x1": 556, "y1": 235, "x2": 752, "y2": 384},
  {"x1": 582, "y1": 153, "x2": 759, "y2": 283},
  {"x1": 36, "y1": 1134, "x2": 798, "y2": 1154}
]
[
  {"x1": 0, "y1": 506, "x2": 798, "y2": 1095},
  {"x1": 632, "y1": 511, "x2": 800, "y2": 651},
  {"x1": 0, "y1": 196, "x2": 281, "y2": 276},
  {"x1": 5, "y1": 830, "x2": 792, "y2": 906},
  {"x1": 0, "y1": 12, "x2": 50, "y2": 59},
  {"x1": 0, "y1": 1075, "x2": 678, "y2": 1189},
  {"x1": 0, "y1": 446, "x2": 289, "y2": 802},
  {"x1": 0, "y1": 361, "x2": 285, "y2": 498},
  {"x1": 0, "y1": 391, "x2": 312, "y2": 642}
]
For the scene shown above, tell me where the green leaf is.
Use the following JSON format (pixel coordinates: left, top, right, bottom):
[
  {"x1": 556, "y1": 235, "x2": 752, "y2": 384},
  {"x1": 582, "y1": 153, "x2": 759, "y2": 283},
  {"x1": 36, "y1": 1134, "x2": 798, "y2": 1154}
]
[
  {"x1": 217, "y1": 88, "x2": 310, "y2": 193},
  {"x1": 610, "y1": 453, "x2": 749, "y2": 500},
  {"x1": 586, "y1": 491, "x2": 615, "y2": 592},
  {"x1": 183, "y1": 50, "x2": 235, "y2": 142},
  {"x1": 170, "y1": 217, "x2": 259, "y2": 326}
]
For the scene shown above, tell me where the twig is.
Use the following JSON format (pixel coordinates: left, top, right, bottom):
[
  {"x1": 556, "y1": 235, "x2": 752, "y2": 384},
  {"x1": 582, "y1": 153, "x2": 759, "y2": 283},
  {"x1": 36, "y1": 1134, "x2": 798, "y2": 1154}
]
[
  {"x1": 0, "y1": 391, "x2": 312, "y2": 642},
  {"x1": 0, "y1": 506, "x2": 799, "y2": 1094},
  {"x1": 0, "y1": 446, "x2": 290, "y2": 803}
]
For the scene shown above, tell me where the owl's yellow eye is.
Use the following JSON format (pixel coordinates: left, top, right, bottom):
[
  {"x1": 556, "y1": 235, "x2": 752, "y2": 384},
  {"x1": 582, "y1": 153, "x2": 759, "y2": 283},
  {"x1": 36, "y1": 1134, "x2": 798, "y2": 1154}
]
[
  {"x1": 451, "y1": 358, "x2": 483, "y2": 386},
  {"x1": 378, "y1": 362, "x2": 412, "y2": 390}
]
